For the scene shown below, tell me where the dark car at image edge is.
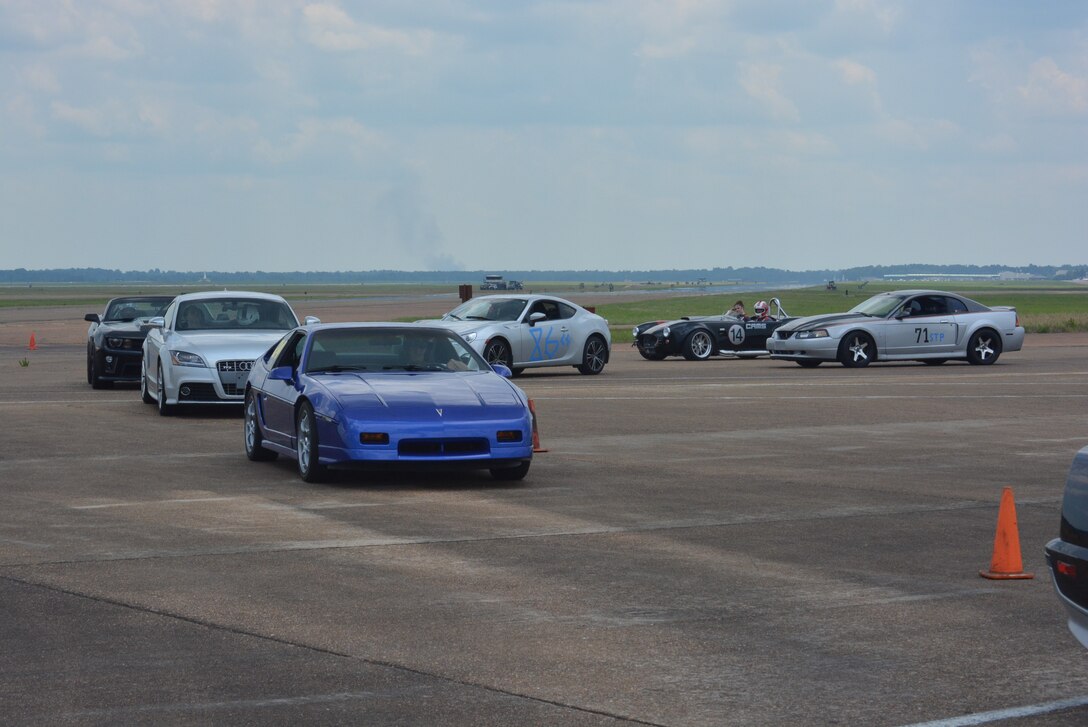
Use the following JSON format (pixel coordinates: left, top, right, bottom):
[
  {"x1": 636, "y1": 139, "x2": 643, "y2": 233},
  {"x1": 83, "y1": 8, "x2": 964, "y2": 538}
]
[{"x1": 1045, "y1": 445, "x2": 1088, "y2": 649}]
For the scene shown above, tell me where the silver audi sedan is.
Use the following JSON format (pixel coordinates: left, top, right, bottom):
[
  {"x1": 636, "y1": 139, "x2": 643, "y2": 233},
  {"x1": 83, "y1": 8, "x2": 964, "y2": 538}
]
[
  {"x1": 766, "y1": 289, "x2": 1025, "y2": 368},
  {"x1": 141, "y1": 291, "x2": 317, "y2": 415}
]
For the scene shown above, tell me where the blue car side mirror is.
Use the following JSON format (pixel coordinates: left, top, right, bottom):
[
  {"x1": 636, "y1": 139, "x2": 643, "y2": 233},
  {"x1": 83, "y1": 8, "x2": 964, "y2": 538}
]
[
  {"x1": 491, "y1": 363, "x2": 513, "y2": 378},
  {"x1": 269, "y1": 366, "x2": 294, "y2": 382}
]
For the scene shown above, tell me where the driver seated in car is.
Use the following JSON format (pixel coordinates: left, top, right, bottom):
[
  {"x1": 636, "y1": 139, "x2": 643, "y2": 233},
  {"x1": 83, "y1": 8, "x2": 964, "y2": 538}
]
[
  {"x1": 405, "y1": 336, "x2": 468, "y2": 371},
  {"x1": 750, "y1": 300, "x2": 775, "y2": 321}
]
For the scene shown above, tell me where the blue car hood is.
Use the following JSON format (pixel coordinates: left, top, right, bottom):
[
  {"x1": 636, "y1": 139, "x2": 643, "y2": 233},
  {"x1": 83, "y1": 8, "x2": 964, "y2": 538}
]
[{"x1": 314, "y1": 372, "x2": 525, "y2": 418}]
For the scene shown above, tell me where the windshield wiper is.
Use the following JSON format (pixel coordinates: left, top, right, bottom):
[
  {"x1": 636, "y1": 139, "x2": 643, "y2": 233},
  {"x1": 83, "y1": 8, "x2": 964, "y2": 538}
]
[
  {"x1": 311, "y1": 365, "x2": 368, "y2": 373},
  {"x1": 385, "y1": 364, "x2": 444, "y2": 372},
  {"x1": 444, "y1": 313, "x2": 461, "y2": 321}
]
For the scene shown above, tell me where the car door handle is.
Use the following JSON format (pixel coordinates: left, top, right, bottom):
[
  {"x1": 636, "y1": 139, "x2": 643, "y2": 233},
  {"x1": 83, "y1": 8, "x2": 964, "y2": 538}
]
[{"x1": 939, "y1": 320, "x2": 950, "y2": 324}]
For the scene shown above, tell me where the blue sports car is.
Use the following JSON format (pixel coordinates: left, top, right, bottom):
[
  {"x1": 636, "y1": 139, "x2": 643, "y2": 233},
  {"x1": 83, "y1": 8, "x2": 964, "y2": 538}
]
[{"x1": 244, "y1": 324, "x2": 535, "y2": 482}]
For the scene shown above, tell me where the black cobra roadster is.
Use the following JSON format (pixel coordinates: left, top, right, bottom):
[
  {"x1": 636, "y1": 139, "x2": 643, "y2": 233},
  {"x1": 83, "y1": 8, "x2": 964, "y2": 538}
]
[{"x1": 632, "y1": 298, "x2": 792, "y2": 361}]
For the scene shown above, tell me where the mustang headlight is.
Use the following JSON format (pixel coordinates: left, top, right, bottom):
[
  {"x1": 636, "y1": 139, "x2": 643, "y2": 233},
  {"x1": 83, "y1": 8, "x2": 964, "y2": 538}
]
[
  {"x1": 169, "y1": 350, "x2": 207, "y2": 367},
  {"x1": 795, "y1": 329, "x2": 829, "y2": 339},
  {"x1": 462, "y1": 331, "x2": 478, "y2": 343}
]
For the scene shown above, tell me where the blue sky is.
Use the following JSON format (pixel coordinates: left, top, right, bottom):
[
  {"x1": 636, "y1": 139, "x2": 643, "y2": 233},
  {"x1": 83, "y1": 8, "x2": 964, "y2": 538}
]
[{"x1": 1, "y1": 1, "x2": 1085, "y2": 272}]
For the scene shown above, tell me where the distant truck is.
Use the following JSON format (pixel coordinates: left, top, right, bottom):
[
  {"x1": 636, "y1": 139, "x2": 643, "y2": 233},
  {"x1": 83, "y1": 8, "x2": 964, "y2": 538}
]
[{"x1": 480, "y1": 275, "x2": 523, "y2": 291}]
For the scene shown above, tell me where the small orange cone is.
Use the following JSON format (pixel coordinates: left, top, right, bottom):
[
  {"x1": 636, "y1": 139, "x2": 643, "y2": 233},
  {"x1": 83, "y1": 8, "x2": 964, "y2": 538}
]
[
  {"x1": 528, "y1": 398, "x2": 548, "y2": 453},
  {"x1": 28, "y1": 333, "x2": 37, "y2": 350},
  {"x1": 979, "y1": 487, "x2": 1034, "y2": 580}
]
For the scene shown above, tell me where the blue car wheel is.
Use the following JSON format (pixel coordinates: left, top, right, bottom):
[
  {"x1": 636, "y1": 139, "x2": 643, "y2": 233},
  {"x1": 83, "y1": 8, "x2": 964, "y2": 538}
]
[
  {"x1": 296, "y1": 401, "x2": 327, "y2": 483},
  {"x1": 244, "y1": 389, "x2": 277, "y2": 462}
]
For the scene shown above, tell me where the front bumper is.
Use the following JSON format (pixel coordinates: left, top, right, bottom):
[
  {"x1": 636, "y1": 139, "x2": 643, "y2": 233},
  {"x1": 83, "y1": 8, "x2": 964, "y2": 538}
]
[
  {"x1": 94, "y1": 346, "x2": 145, "y2": 382},
  {"x1": 163, "y1": 360, "x2": 254, "y2": 406},
  {"x1": 766, "y1": 334, "x2": 841, "y2": 361}
]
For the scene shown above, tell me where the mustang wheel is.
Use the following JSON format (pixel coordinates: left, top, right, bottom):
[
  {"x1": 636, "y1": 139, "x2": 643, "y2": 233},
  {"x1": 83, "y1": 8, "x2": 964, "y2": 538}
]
[
  {"x1": 296, "y1": 401, "x2": 327, "y2": 483},
  {"x1": 682, "y1": 330, "x2": 714, "y2": 361},
  {"x1": 577, "y1": 335, "x2": 608, "y2": 374},
  {"x1": 140, "y1": 363, "x2": 155, "y2": 404},
  {"x1": 483, "y1": 338, "x2": 513, "y2": 370},
  {"x1": 797, "y1": 360, "x2": 821, "y2": 368},
  {"x1": 88, "y1": 348, "x2": 111, "y2": 389},
  {"x1": 245, "y1": 389, "x2": 277, "y2": 462},
  {"x1": 490, "y1": 460, "x2": 530, "y2": 481},
  {"x1": 156, "y1": 361, "x2": 174, "y2": 416},
  {"x1": 838, "y1": 332, "x2": 874, "y2": 368},
  {"x1": 966, "y1": 329, "x2": 1002, "y2": 365}
]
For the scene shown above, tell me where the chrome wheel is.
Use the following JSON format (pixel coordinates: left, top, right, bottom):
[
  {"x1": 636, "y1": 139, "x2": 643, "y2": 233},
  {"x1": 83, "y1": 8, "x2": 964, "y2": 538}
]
[
  {"x1": 683, "y1": 330, "x2": 713, "y2": 360},
  {"x1": 483, "y1": 339, "x2": 513, "y2": 369},
  {"x1": 296, "y1": 401, "x2": 325, "y2": 482},
  {"x1": 838, "y1": 332, "x2": 874, "y2": 368},
  {"x1": 245, "y1": 390, "x2": 276, "y2": 461},
  {"x1": 967, "y1": 330, "x2": 1001, "y2": 365},
  {"x1": 577, "y1": 336, "x2": 608, "y2": 374}
]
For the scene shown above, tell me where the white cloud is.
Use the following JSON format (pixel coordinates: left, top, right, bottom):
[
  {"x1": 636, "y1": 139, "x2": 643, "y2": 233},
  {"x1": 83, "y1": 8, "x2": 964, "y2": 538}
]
[
  {"x1": 1018, "y1": 58, "x2": 1088, "y2": 116},
  {"x1": 302, "y1": 3, "x2": 434, "y2": 55},
  {"x1": 252, "y1": 117, "x2": 386, "y2": 165},
  {"x1": 739, "y1": 62, "x2": 799, "y2": 122},
  {"x1": 834, "y1": 58, "x2": 875, "y2": 86}
]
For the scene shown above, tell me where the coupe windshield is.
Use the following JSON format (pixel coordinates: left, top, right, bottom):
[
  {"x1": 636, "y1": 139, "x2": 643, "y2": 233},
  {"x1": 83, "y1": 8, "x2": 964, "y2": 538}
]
[
  {"x1": 445, "y1": 297, "x2": 528, "y2": 322},
  {"x1": 177, "y1": 298, "x2": 297, "y2": 332},
  {"x1": 849, "y1": 294, "x2": 908, "y2": 318},
  {"x1": 305, "y1": 328, "x2": 485, "y2": 373},
  {"x1": 104, "y1": 297, "x2": 173, "y2": 322}
]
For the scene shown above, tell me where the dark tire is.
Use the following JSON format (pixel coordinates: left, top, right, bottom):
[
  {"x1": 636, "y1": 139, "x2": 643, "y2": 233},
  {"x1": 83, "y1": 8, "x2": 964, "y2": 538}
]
[
  {"x1": 483, "y1": 338, "x2": 514, "y2": 369},
  {"x1": 156, "y1": 362, "x2": 175, "y2": 416},
  {"x1": 682, "y1": 330, "x2": 714, "y2": 361},
  {"x1": 244, "y1": 389, "x2": 277, "y2": 462},
  {"x1": 837, "y1": 331, "x2": 875, "y2": 368},
  {"x1": 966, "y1": 329, "x2": 1002, "y2": 365},
  {"x1": 490, "y1": 460, "x2": 530, "y2": 481},
  {"x1": 577, "y1": 335, "x2": 608, "y2": 374},
  {"x1": 296, "y1": 401, "x2": 327, "y2": 483},
  {"x1": 89, "y1": 348, "x2": 111, "y2": 389},
  {"x1": 511, "y1": 367, "x2": 525, "y2": 377},
  {"x1": 797, "y1": 360, "x2": 822, "y2": 368},
  {"x1": 922, "y1": 359, "x2": 947, "y2": 366},
  {"x1": 140, "y1": 363, "x2": 155, "y2": 404}
]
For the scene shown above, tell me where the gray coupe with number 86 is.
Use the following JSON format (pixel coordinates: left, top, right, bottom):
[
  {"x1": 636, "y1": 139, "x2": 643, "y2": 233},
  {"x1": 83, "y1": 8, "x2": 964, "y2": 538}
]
[{"x1": 766, "y1": 290, "x2": 1025, "y2": 368}]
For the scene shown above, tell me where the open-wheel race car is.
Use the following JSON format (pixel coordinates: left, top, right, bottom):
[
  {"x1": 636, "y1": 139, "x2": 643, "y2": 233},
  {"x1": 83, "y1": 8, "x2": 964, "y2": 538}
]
[{"x1": 632, "y1": 298, "x2": 793, "y2": 361}]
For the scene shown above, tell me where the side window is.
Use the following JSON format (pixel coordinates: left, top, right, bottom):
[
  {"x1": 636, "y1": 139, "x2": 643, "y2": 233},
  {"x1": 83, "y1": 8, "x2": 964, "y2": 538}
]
[
  {"x1": 945, "y1": 296, "x2": 969, "y2": 314},
  {"x1": 558, "y1": 302, "x2": 577, "y2": 320},
  {"x1": 531, "y1": 300, "x2": 561, "y2": 320},
  {"x1": 271, "y1": 332, "x2": 306, "y2": 369},
  {"x1": 163, "y1": 301, "x2": 178, "y2": 329},
  {"x1": 264, "y1": 332, "x2": 294, "y2": 364},
  {"x1": 912, "y1": 296, "x2": 948, "y2": 316}
]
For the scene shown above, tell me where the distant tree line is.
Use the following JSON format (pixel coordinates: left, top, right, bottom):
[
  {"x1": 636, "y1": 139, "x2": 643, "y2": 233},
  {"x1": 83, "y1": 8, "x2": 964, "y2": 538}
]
[{"x1": 0, "y1": 264, "x2": 1084, "y2": 285}]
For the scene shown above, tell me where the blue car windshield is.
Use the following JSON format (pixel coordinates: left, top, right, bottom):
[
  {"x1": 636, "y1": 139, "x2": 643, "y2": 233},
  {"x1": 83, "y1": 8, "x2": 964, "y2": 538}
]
[
  {"x1": 305, "y1": 329, "x2": 486, "y2": 373},
  {"x1": 445, "y1": 297, "x2": 528, "y2": 322},
  {"x1": 849, "y1": 294, "x2": 908, "y2": 318}
]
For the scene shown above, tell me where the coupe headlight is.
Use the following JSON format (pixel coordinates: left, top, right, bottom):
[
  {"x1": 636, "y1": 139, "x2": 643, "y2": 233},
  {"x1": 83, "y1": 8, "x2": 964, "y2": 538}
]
[
  {"x1": 106, "y1": 337, "x2": 124, "y2": 348},
  {"x1": 462, "y1": 331, "x2": 478, "y2": 343},
  {"x1": 169, "y1": 350, "x2": 207, "y2": 367},
  {"x1": 795, "y1": 329, "x2": 829, "y2": 339}
]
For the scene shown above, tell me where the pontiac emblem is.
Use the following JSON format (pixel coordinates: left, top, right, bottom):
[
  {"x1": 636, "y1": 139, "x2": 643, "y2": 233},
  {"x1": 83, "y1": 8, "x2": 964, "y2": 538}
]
[{"x1": 435, "y1": 408, "x2": 443, "y2": 416}]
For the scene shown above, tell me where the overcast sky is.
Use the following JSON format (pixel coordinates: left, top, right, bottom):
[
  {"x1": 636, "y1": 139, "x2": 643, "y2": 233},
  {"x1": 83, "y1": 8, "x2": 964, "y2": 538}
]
[{"x1": 1, "y1": 1, "x2": 1085, "y2": 273}]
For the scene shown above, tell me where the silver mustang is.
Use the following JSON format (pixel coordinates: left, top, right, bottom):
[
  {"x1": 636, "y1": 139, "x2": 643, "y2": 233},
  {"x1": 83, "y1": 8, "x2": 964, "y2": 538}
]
[
  {"x1": 141, "y1": 291, "x2": 318, "y2": 415},
  {"x1": 766, "y1": 289, "x2": 1025, "y2": 368},
  {"x1": 419, "y1": 294, "x2": 611, "y2": 375}
]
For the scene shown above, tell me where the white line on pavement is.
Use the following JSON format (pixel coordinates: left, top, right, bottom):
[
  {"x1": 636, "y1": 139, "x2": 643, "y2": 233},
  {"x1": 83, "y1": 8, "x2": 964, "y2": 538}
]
[{"x1": 899, "y1": 695, "x2": 1088, "y2": 726}]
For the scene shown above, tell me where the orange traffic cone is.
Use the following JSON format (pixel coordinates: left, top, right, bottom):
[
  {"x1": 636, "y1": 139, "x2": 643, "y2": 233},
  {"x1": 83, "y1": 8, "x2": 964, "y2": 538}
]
[
  {"x1": 28, "y1": 333, "x2": 37, "y2": 350},
  {"x1": 528, "y1": 398, "x2": 548, "y2": 453},
  {"x1": 979, "y1": 487, "x2": 1034, "y2": 580}
]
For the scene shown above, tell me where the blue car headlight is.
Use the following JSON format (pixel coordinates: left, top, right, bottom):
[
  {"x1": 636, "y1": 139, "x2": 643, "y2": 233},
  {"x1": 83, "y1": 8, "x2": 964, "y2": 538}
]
[
  {"x1": 169, "y1": 350, "x2": 207, "y2": 367},
  {"x1": 795, "y1": 329, "x2": 829, "y2": 340}
]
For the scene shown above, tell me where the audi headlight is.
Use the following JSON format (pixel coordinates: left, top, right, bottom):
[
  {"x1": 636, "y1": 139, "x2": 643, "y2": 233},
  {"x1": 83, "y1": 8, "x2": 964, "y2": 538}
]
[
  {"x1": 795, "y1": 329, "x2": 829, "y2": 339},
  {"x1": 106, "y1": 337, "x2": 124, "y2": 348},
  {"x1": 169, "y1": 350, "x2": 207, "y2": 367},
  {"x1": 462, "y1": 331, "x2": 478, "y2": 343}
]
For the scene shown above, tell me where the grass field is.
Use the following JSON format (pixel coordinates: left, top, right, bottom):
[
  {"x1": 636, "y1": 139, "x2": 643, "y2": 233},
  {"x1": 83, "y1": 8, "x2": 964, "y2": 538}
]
[{"x1": 2, "y1": 280, "x2": 1086, "y2": 334}]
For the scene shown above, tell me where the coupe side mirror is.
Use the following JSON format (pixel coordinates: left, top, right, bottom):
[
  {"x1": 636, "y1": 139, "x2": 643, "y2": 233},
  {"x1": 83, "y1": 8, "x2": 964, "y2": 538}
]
[
  {"x1": 527, "y1": 312, "x2": 546, "y2": 326},
  {"x1": 84, "y1": 313, "x2": 100, "y2": 323},
  {"x1": 269, "y1": 366, "x2": 294, "y2": 383},
  {"x1": 304, "y1": 316, "x2": 321, "y2": 325},
  {"x1": 490, "y1": 363, "x2": 513, "y2": 378}
]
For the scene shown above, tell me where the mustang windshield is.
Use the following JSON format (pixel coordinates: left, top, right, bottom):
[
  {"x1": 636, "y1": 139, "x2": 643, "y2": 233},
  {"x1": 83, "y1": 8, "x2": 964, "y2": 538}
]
[
  {"x1": 445, "y1": 297, "x2": 528, "y2": 322},
  {"x1": 306, "y1": 328, "x2": 486, "y2": 373},
  {"x1": 104, "y1": 297, "x2": 173, "y2": 322},
  {"x1": 176, "y1": 298, "x2": 297, "y2": 332},
  {"x1": 849, "y1": 294, "x2": 908, "y2": 318}
]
